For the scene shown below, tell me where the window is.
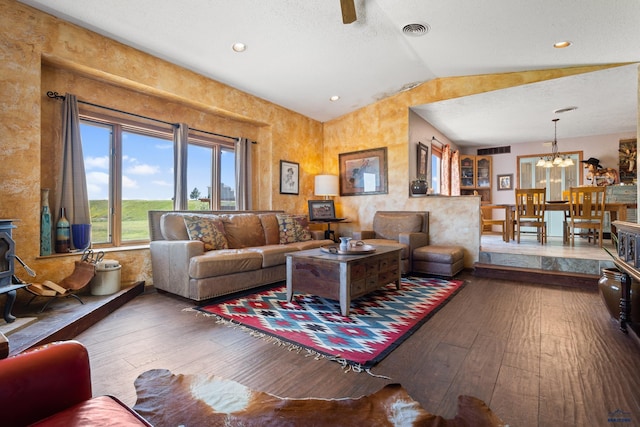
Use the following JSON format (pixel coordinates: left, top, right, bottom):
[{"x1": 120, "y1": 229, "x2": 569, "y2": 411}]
[
  {"x1": 80, "y1": 114, "x2": 236, "y2": 247},
  {"x1": 517, "y1": 152, "x2": 582, "y2": 199},
  {"x1": 431, "y1": 144, "x2": 442, "y2": 194},
  {"x1": 517, "y1": 151, "x2": 582, "y2": 237},
  {"x1": 186, "y1": 139, "x2": 237, "y2": 211}
]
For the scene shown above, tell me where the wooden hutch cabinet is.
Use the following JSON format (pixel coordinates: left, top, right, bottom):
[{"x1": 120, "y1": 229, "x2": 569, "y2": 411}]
[{"x1": 459, "y1": 155, "x2": 492, "y2": 203}]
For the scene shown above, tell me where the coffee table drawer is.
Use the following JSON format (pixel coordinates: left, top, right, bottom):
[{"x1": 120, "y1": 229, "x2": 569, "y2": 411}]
[
  {"x1": 352, "y1": 278, "x2": 367, "y2": 295},
  {"x1": 377, "y1": 269, "x2": 400, "y2": 286},
  {"x1": 379, "y1": 257, "x2": 393, "y2": 271},
  {"x1": 350, "y1": 263, "x2": 367, "y2": 280},
  {"x1": 366, "y1": 261, "x2": 379, "y2": 275}
]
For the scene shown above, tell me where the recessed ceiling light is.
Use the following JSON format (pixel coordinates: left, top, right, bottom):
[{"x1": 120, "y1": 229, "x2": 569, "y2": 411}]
[
  {"x1": 553, "y1": 41, "x2": 572, "y2": 49},
  {"x1": 232, "y1": 42, "x2": 247, "y2": 52},
  {"x1": 554, "y1": 106, "x2": 578, "y2": 114},
  {"x1": 330, "y1": 95, "x2": 340, "y2": 102}
]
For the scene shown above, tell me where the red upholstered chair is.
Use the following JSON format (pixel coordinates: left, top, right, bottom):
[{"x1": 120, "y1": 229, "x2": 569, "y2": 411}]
[{"x1": 0, "y1": 340, "x2": 151, "y2": 427}]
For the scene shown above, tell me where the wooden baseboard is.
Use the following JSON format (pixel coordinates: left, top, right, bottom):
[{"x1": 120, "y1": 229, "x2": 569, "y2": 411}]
[{"x1": 473, "y1": 263, "x2": 599, "y2": 290}]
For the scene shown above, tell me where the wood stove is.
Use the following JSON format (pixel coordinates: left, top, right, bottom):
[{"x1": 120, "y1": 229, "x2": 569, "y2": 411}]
[{"x1": 0, "y1": 219, "x2": 28, "y2": 323}]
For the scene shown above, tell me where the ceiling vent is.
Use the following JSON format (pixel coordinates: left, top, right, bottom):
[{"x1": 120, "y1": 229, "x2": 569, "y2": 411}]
[
  {"x1": 478, "y1": 146, "x2": 511, "y2": 155},
  {"x1": 402, "y1": 23, "x2": 430, "y2": 37}
]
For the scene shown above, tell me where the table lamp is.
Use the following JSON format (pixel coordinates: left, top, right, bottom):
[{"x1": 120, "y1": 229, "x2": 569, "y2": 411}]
[{"x1": 314, "y1": 175, "x2": 339, "y2": 199}]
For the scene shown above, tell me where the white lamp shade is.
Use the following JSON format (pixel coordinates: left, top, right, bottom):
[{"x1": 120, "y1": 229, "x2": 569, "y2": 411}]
[{"x1": 314, "y1": 174, "x2": 339, "y2": 196}]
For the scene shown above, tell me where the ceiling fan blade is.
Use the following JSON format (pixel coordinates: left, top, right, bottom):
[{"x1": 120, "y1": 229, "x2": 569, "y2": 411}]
[{"x1": 340, "y1": 0, "x2": 356, "y2": 24}]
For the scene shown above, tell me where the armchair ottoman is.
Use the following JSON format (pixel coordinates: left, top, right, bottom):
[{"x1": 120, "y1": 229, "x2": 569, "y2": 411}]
[{"x1": 413, "y1": 245, "x2": 464, "y2": 277}]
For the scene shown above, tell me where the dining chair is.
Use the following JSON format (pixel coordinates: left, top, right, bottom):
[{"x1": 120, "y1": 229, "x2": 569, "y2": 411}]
[
  {"x1": 480, "y1": 206, "x2": 507, "y2": 242},
  {"x1": 561, "y1": 189, "x2": 572, "y2": 243},
  {"x1": 513, "y1": 188, "x2": 547, "y2": 244},
  {"x1": 567, "y1": 186, "x2": 607, "y2": 247}
]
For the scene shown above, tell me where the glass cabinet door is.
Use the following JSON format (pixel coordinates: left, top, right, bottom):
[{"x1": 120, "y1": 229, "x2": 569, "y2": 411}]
[
  {"x1": 460, "y1": 155, "x2": 475, "y2": 188},
  {"x1": 476, "y1": 156, "x2": 491, "y2": 188}
]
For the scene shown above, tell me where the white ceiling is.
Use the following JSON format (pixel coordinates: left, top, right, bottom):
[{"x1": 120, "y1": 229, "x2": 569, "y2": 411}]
[{"x1": 18, "y1": 0, "x2": 640, "y2": 146}]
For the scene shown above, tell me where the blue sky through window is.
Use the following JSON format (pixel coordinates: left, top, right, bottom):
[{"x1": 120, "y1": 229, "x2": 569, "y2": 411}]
[{"x1": 81, "y1": 123, "x2": 235, "y2": 200}]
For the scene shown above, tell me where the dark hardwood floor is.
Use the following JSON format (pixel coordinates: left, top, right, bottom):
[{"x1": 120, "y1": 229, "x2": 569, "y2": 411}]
[{"x1": 34, "y1": 272, "x2": 640, "y2": 426}]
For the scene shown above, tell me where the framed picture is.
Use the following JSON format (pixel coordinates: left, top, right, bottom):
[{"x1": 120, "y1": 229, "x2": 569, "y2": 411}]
[
  {"x1": 619, "y1": 138, "x2": 637, "y2": 184},
  {"x1": 339, "y1": 147, "x2": 388, "y2": 196},
  {"x1": 497, "y1": 174, "x2": 513, "y2": 191},
  {"x1": 308, "y1": 200, "x2": 336, "y2": 221},
  {"x1": 279, "y1": 160, "x2": 299, "y2": 195},
  {"x1": 416, "y1": 141, "x2": 430, "y2": 179}
]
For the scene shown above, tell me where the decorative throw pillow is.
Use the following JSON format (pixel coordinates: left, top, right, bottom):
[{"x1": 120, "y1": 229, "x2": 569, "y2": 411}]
[
  {"x1": 276, "y1": 214, "x2": 312, "y2": 244},
  {"x1": 183, "y1": 215, "x2": 228, "y2": 251}
]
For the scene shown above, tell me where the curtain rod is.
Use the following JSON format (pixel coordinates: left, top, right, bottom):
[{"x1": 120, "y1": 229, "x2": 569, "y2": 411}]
[
  {"x1": 431, "y1": 136, "x2": 445, "y2": 146},
  {"x1": 46, "y1": 91, "x2": 243, "y2": 142}
]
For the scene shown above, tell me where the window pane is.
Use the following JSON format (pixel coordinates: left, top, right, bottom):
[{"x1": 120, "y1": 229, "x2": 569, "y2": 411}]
[
  {"x1": 121, "y1": 131, "x2": 173, "y2": 241},
  {"x1": 80, "y1": 121, "x2": 112, "y2": 244},
  {"x1": 187, "y1": 144, "x2": 213, "y2": 210},
  {"x1": 431, "y1": 153, "x2": 441, "y2": 194},
  {"x1": 220, "y1": 147, "x2": 236, "y2": 210}
]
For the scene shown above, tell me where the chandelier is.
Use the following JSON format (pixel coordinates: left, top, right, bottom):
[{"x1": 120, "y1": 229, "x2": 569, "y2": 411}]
[{"x1": 536, "y1": 118, "x2": 574, "y2": 168}]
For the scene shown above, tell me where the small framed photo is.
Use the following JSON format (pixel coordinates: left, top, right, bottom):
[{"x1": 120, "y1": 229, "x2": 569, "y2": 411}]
[
  {"x1": 497, "y1": 174, "x2": 513, "y2": 191},
  {"x1": 280, "y1": 160, "x2": 299, "y2": 195},
  {"x1": 417, "y1": 141, "x2": 430, "y2": 179},
  {"x1": 308, "y1": 200, "x2": 336, "y2": 221},
  {"x1": 339, "y1": 147, "x2": 388, "y2": 196}
]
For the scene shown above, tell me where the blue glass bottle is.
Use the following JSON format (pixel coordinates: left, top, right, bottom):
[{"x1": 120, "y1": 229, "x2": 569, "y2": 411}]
[{"x1": 40, "y1": 188, "x2": 51, "y2": 256}]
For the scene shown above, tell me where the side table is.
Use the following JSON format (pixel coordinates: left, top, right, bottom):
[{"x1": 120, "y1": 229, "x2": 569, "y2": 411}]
[{"x1": 310, "y1": 219, "x2": 346, "y2": 242}]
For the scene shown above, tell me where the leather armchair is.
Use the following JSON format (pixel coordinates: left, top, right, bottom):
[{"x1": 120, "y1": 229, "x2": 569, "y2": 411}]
[
  {"x1": 353, "y1": 211, "x2": 429, "y2": 273},
  {"x1": 0, "y1": 340, "x2": 150, "y2": 426}
]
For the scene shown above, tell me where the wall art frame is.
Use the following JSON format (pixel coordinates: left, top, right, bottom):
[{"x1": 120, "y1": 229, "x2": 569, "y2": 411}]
[
  {"x1": 307, "y1": 200, "x2": 337, "y2": 221},
  {"x1": 417, "y1": 141, "x2": 430, "y2": 179},
  {"x1": 619, "y1": 138, "x2": 637, "y2": 184},
  {"x1": 339, "y1": 147, "x2": 388, "y2": 196},
  {"x1": 279, "y1": 160, "x2": 299, "y2": 195},
  {"x1": 497, "y1": 173, "x2": 513, "y2": 191}
]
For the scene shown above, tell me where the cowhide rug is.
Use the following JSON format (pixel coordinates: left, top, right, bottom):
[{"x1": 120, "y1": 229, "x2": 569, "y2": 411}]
[{"x1": 133, "y1": 369, "x2": 506, "y2": 426}]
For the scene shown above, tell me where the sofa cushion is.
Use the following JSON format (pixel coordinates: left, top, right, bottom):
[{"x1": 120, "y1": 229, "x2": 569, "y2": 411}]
[
  {"x1": 160, "y1": 212, "x2": 191, "y2": 241},
  {"x1": 259, "y1": 214, "x2": 281, "y2": 245},
  {"x1": 276, "y1": 214, "x2": 312, "y2": 244},
  {"x1": 189, "y1": 250, "x2": 263, "y2": 278},
  {"x1": 290, "y1": 239, "x2": 335, "y2": 251},
  {"x1": 183, "y1": 215, "x2": 229, "y2": 251},
  {"x1": 220, "y1": 214, "x2": 266, "y2": 248},
  {"x1": 373, "y1": 213, "x2": 423, "y2": 240},
  {"x1": 30, "y1": 396, "x2": 150, "y2": 426},
  {"x1": 246, "y1": 245, "x2": 296, "y2": 268}
]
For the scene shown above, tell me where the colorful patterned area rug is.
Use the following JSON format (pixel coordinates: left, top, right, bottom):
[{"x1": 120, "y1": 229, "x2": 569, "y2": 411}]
[{"x1": 196, "y1": 276, "x2": 464, "y2": 371}]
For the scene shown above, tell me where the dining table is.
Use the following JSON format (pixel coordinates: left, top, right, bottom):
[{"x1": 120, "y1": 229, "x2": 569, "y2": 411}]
[{"x1": 483, "y1": 201, "x2": 637, "y2": 243}]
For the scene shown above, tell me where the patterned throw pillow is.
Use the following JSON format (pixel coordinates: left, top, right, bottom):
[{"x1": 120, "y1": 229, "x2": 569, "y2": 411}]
[
  {"x1": 183, "y1": 215, "x2": 229, "y2": 251},
  {"x1": 276, "y1": 214, "x2": 312, "y2": 244}
]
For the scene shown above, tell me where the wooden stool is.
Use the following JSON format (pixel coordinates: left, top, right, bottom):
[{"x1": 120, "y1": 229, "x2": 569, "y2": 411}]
[{"x1": 412, "y1": 245, "x2": 464, "y2": 277}]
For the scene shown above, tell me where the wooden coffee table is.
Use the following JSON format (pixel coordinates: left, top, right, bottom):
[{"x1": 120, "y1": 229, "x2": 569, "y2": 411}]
[{"x1": 285, "y1": 245, "x2": 402, "y2": 316}]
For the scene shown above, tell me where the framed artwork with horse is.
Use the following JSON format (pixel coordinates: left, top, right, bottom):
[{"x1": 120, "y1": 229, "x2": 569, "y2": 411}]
[{"x1": 619, "y1": 138, "x2": 637, "y2": 184}]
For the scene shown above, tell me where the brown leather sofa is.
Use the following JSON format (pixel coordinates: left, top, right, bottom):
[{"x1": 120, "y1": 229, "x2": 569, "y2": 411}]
[
  {"x1": 0, "y1": 340, "x2": 151, "y2": 426},
  {"x1": 148, "y1": 210, "x2": 333, "y2": 301}
]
